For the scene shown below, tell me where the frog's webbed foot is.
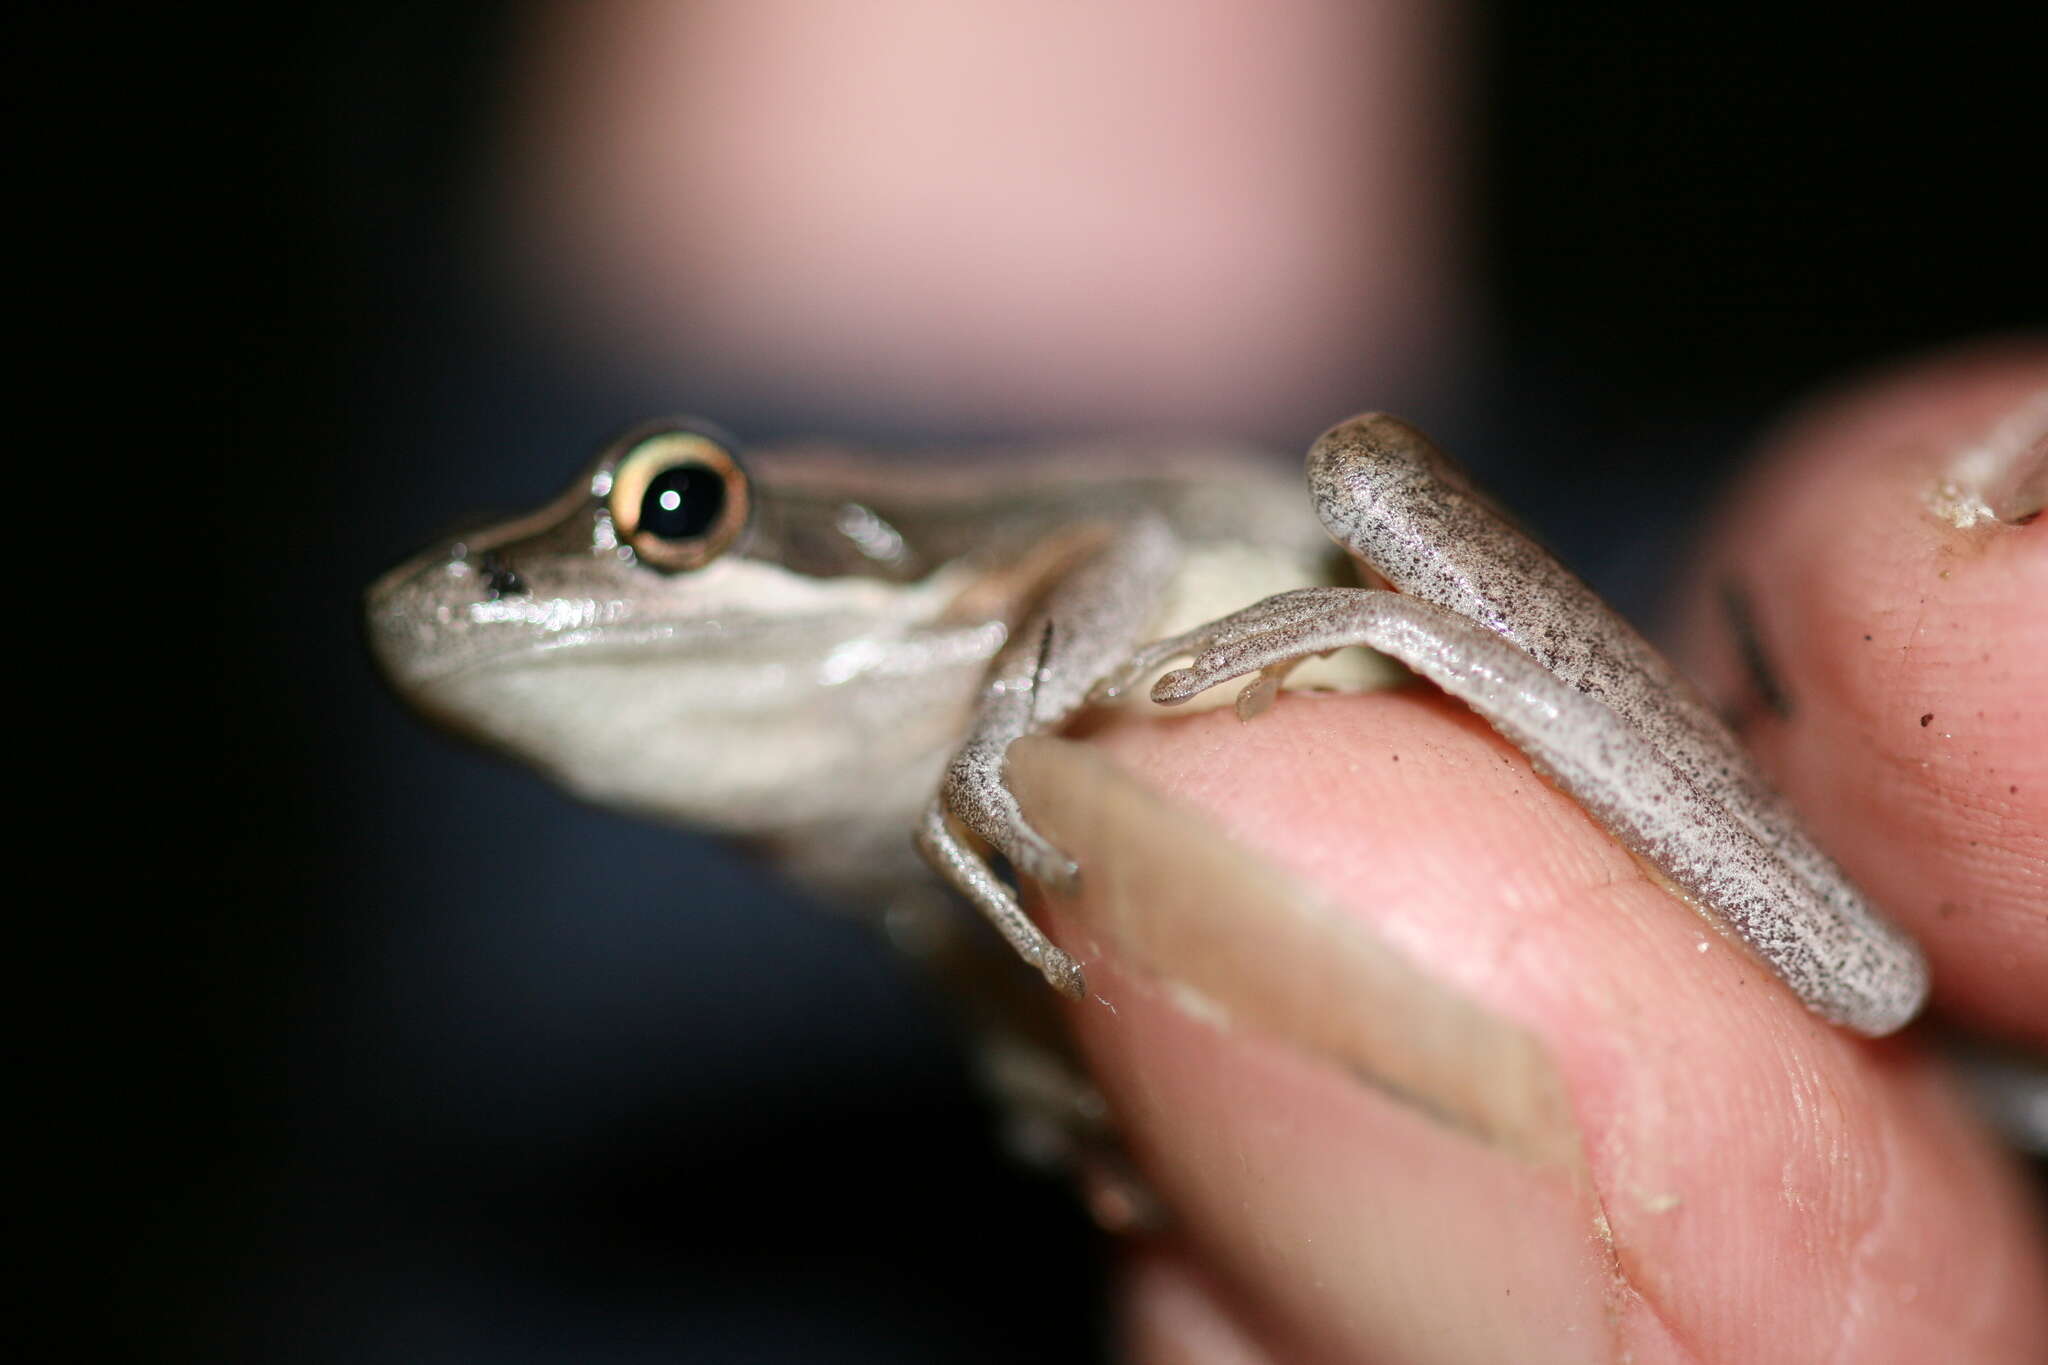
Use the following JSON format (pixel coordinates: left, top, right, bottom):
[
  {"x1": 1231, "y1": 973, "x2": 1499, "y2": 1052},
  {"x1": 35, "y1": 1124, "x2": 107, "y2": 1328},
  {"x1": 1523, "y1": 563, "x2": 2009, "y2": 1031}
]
[{"x1": 1092, "y1": 587, "x2": 1358, "y2": 719}]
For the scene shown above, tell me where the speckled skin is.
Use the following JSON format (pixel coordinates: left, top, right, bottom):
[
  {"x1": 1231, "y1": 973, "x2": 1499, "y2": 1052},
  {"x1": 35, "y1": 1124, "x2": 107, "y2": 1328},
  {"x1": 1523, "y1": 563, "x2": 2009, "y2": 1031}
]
[{"x1": 1104, "y1": 414, "x2": 1929, "y2": 1036}]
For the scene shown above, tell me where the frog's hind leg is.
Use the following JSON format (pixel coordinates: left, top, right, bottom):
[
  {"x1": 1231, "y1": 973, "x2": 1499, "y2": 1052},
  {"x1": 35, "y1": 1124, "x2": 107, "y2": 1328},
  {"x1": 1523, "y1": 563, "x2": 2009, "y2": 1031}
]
[
  {"x1": 1142, "y1": 585, "x2": 1928, "y2": 1037},
  {"x1": 919, "y1": 514, "x2": 1182, "y2": 1000}
]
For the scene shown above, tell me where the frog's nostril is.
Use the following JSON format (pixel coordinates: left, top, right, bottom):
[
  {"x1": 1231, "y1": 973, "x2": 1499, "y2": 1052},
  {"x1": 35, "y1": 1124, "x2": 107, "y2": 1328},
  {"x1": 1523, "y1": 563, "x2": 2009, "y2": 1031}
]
[{"x1": 480, "y1": 550, "x2": 528, "y2": 600}]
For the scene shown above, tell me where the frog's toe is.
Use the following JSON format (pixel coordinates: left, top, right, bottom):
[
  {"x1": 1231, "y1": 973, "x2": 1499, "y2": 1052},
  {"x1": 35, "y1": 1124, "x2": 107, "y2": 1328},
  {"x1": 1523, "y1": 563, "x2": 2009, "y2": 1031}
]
[
  {"x1": 1150, "y1": 665, "x2": 1204, "y2": 705},
  {"x1": 1035, "y1": 947, "x2": 1088, "y2": 1001},
  {"x1": 1151, "y1": 638, "x2": 1272, "y2": 703}
]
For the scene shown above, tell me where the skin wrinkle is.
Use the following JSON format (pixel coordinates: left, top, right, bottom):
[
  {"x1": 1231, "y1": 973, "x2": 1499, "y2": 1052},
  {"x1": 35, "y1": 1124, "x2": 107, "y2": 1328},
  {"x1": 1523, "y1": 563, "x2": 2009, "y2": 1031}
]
[
  {"x1": 1826, "y1": 1095, "x2": 1902, "y2": 1365},
  {"x1": 1556, "y1": 834, "x2": 1917, "y2": 1360},
  {"x1": 1829, "y1": 1049, "x2": 2044, "y2": 1361},
  {"x1": 1791, "y1": 1026, "x2": 2002, "y2": 1361},
  {"x1": 1884, "y1": 593, "x2": 2048, "y2": 863},
  {"x1": 1595, "y1": 1001, "x2": 1787, "y2": 1364},
  {"x1": 1583, "y1": 1151, "x2": 1703, "y2": 1365},
  {"x1": 1860, "y1": 624, "x2": 2044, "y2": 916}
]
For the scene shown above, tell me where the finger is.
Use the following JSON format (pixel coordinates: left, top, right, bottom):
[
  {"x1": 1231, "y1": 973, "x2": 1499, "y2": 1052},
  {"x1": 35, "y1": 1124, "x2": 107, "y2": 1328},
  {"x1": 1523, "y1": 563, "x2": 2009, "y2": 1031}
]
[
  {"x1": 509, "y1": 1, "x2": 1461, "y2": 434},
  {"x1": 1669, "y1": 340, "x2": 2048, "y2": 1045},
  {"x1": 1009, "y1": 698, "x2": 2048, "y2": 1363}
]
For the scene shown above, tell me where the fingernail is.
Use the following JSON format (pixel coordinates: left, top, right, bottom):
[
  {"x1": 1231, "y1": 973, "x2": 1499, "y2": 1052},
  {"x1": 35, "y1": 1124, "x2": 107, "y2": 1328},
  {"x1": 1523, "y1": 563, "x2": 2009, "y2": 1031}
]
[
  {"x1": 1007, "y1": 734, "x2": 1581, "y2": 1169},
  {"x1": 1929, "y1": 388, "x2": 2048, "y2": 527}
]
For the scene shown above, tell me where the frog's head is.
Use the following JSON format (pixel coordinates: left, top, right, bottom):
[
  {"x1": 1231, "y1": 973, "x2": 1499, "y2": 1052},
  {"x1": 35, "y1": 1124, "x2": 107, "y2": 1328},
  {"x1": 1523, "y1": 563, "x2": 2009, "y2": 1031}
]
[{"x1": 366, "y1": 419, "x2": 1000, "y2": 833}]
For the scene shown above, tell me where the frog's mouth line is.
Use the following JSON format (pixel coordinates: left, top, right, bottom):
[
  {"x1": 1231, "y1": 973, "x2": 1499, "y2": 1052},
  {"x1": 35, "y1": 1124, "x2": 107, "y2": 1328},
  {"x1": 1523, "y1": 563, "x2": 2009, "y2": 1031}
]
[
  {"x1": 369, "y1": 550, "x2": 1013, "y2": 696},
  {"x1": 366, "y1": 608, "x2": 724, "y2": 692},
  {"x1": 377, "y1": 606, "x2": 1013, "y2": 700}
]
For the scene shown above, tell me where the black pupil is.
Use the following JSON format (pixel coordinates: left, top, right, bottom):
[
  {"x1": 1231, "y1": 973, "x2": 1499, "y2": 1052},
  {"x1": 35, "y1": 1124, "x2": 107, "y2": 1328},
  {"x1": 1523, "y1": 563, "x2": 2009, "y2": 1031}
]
[{"x1": 640, "y1": 463, "x2": 725, "y2": 540}]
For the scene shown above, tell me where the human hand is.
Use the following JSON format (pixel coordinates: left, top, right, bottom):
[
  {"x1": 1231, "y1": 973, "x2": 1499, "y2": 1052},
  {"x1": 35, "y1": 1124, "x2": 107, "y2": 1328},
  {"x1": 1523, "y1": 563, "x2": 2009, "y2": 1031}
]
[{"x1": 1013, "y1": 343, "x2": 2048, "y2": 1363}]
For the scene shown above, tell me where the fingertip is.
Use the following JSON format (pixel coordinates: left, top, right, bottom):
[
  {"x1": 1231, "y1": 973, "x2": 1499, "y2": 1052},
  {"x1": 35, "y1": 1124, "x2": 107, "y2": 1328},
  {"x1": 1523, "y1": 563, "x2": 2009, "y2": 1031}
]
[{"x1": 1672, "y1": 338, "x2": 2048, "y2": 1044}]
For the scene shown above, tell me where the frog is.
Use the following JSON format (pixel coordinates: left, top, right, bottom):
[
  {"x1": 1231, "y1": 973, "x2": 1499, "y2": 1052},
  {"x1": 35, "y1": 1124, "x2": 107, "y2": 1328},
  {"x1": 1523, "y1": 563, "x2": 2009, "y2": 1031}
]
[{"x1": 366, "y1": 412, "x2": 1930, "y2": 1057}]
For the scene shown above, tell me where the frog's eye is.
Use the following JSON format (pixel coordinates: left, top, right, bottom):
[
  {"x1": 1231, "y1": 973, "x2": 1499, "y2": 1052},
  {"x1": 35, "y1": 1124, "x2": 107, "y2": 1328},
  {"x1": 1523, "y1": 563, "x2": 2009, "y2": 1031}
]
[{"x1": 605, "y1": 428, "x2": 751, "y2": 572}]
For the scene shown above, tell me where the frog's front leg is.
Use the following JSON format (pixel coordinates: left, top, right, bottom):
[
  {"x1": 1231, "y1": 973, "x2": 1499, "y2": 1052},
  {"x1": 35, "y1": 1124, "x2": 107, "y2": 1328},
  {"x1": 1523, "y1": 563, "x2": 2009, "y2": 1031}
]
[{"x1": 919, "y1": 514, "x2": 1181, "y2": 999}]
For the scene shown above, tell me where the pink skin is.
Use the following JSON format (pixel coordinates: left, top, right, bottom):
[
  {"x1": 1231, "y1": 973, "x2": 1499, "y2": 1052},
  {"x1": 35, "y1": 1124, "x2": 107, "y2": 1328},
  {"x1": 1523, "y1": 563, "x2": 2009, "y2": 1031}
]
[{"x1": 1041, "y1": 346, "x2": 2048, "y2": 1362}]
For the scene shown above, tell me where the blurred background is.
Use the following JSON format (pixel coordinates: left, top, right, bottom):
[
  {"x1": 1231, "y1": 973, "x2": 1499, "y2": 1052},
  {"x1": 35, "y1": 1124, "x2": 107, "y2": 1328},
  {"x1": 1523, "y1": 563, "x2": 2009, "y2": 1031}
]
[{"x1": 81, "y1": 2, "x2": 2043, "y2": 1360}]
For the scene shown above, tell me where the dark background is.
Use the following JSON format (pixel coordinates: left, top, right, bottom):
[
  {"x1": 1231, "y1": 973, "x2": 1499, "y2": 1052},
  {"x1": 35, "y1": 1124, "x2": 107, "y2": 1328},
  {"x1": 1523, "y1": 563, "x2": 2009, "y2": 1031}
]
[{"x1": 69, "y1": 7, "x2": 2043, "y2": 1362}]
